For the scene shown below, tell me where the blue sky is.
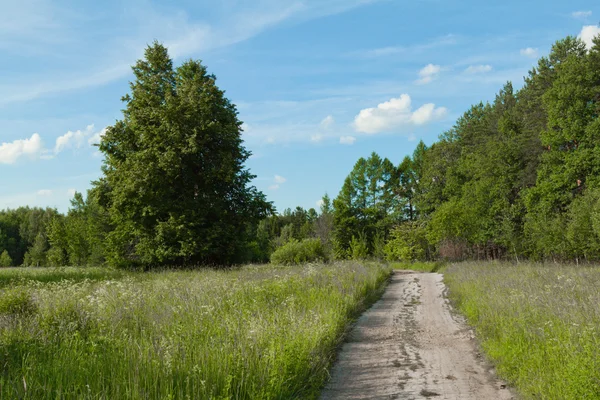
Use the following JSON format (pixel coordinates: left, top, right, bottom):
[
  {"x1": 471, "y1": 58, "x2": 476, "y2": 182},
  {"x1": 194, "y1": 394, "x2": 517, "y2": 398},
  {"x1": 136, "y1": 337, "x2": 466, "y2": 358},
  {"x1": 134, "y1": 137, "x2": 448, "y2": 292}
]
[{"x1": 1, "y1": 0, "x2": 599, "y2": 213}]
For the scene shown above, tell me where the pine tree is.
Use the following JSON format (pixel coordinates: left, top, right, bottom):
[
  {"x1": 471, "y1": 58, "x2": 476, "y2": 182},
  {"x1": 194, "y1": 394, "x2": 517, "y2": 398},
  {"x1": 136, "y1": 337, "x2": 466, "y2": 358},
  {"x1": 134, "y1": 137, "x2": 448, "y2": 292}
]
[{"x1": 95, "y1": 42, "x2": 271, "y2": 268}]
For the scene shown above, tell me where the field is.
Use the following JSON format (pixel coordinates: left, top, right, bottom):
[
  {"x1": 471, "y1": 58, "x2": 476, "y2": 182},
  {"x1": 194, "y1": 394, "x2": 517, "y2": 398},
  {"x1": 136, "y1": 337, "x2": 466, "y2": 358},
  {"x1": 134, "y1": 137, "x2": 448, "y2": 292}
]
[
  {"x1": 445, "y1": 262, "x2": 600, "y2": 399},
  {"x1": 0, "y1": 262, "x2": 390, "y2": 399},
  {"x1": 390, "y1": 261, "x2": 444, "y2": 273}
]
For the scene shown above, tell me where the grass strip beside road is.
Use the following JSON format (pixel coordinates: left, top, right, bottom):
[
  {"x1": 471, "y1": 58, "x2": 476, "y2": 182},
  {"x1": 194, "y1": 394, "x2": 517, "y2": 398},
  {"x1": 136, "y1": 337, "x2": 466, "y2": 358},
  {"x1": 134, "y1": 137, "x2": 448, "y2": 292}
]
[
  {"x1": 445, "y1": 262, "x2": 600, "y2": 399},
  {"x1": 0, "y1": 261, "x2": 390, "y2": 399}
]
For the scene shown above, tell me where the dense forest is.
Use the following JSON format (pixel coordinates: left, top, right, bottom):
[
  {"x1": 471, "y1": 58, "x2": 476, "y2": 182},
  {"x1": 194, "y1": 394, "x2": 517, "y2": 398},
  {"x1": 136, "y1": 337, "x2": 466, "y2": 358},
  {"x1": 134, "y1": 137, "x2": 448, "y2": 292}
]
[{"x1": 1, "y1": 34, "x2": 600, "y2": 268}]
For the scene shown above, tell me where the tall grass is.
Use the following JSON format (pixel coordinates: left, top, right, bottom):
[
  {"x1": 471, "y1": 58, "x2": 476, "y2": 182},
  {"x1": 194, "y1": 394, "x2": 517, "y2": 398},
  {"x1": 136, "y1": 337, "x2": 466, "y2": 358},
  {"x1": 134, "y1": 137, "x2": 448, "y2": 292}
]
[
  {"x1": 445, "y1": 262, "x2": 600, "y2": 399},
  {"x1": 0, "y1": 262, "x2": 390, "y2": 399},
  {"x1": 0, "y1": 266, "x2": 127, "y2": 288}
]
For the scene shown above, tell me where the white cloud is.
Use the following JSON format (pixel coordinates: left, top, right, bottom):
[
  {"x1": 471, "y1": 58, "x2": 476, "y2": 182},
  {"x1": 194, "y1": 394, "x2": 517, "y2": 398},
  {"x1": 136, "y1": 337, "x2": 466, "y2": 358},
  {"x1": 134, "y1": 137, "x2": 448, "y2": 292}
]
[
  {"x1": 88, "y1": 127, "x2": 108, "y2": 146},
  {"x1": 310, "y1": 134, "x2": 323, "y2": 143},
  {"x1": 67, "y1": 188, "x2": 77, "y2": 197},
  {"x1": 316, "y1": 199, "x2": 325, "y2": 208},
  {"x1": 0, "y1": 133, "x2": 44, "y2": 164},
  {"x1": 274, "y1": 175, "x2": 287, "y2": 184},
  {"x1": 340, "y1": 136, "x2": 356, "y2": 145},
  {"x1": 37, "y1": 189, "x2": 52, "y2": 196},
  {"x1": 520, "y1": 47, "x2": 539, "y2": 58},
  {"x1": 465, "y1": 64, "x2": 493, "y2": 74},
  {"x1": 572, "y1": 11, "x2": 592, "y2": 19},
  {"x1": 55, "y1": 124, "x2": 108, "y2": 154},
  {"x1": 1, "y1": 124, "x2": 107, "y2": 165},
  {"x1": 416, "y1": 64, "x2": 441, "y2": 85},
  {"x1": 354, "y1": 94, "x2": 447, "y2": 134},
  {"x1": 320, "y1": 115, "x2": 335, "y2": 129},
  {"x1": 580, "y1": 25, "x2": 600, "y2": 50},
  {"x1": 268, "y1": 184, "x2": 280, "y2": 191},
  {"x1": 54, "y1": 125, "x2": 95, "y2": 154}
]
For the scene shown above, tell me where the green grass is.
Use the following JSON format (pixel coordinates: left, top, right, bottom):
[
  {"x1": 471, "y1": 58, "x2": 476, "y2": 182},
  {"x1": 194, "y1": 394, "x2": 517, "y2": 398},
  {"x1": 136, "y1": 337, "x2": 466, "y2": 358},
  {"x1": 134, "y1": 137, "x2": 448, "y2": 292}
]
[
  {"x1": 390, "y1": 261, "x2": 444, "y2": 273},
  {"x1": 0, "y1": 261, "x2": 390, "y2": 399},
  {"x1": 0, "y1": 266, "x2": 128, "y2": 288},
  {"x1": 444, "y1": 262, "x2": 600, "y2": 399}
]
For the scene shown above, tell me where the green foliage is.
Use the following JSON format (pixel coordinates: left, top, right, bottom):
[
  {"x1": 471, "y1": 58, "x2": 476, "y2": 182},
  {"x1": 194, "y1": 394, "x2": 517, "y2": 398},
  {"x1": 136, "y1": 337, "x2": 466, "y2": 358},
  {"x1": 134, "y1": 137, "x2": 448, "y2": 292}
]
[
  {"x1": 565, "y1": 188, "x2": 600, "y2": 260},
  {"x1": 445, "y1": 262, "x2": 600, "y2": 399},
  {"x1": 333, "y1": 152, "x2": 399, "y2": 257},
  {"x1": 0, "y1": 262, "x2": 390, "y2": 399},
  {"x1": 24, "y1": 232, "x2": 48, "y2": 267},
  {"x1": 372, "y1": 231, "x2": 386, "y2": 260},
  {"x1": 390, "y1": 261, "x2": 444, "y2": 273},
  {"x1": 374, "y1": 34, "x2": 600, "y2": 262},
  {"x1": 270, "y1": 238, "x2": 329, "y2": 265},
  {"x1": 0, "y1": 207, "x2": 59, "y2": 267},
  {"x1": 0, "y1": 288, "x2": 37, "y2": 315},
  {"x1": 385, "y1": 221, "x2": 429, "y2": 262},
  {"x1": 0, "y1": 267, "x2": 126, "y2": 288},
  {"x1": 0, "y1": 250, "x2": 12, "y2": 267},
  {"x1": 349, "y1": 233, "x2": 369, "y2": 260},
  {"x1": 95, "y1": 42, "x2": 270, "y2": 268}
]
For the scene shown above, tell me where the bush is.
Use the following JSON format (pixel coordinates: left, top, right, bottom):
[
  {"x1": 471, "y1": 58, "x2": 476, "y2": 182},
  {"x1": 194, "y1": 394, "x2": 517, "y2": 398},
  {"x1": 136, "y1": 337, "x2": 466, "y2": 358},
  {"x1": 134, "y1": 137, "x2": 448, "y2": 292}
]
[
  {"x1": 0, "y1": 250, "x2": 13, "y2": 267},
  {"x1": 385, "y1": 221, "x2": 429, "y2": 261},
  {"x1": 270, "y1": 239, "x2": 329, "y2": 265},
  {"x1": 566, "y1": 188, "x2": 600, "y2": 260},
  {"x1": 349, "y1": 233, "x2": 369, "y2": 260},
  {"x1": 0, "y1": 288, "x2": 37, "y2": 315}
]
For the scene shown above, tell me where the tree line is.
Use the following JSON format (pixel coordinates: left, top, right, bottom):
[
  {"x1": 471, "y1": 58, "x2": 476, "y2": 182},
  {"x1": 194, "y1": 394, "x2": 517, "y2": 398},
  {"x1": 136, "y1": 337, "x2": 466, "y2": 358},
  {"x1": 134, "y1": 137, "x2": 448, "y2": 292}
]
[
  {"x1": 1, "y1": 34, "x2": 599, "y2": 268},
  {"x1": 329, "y1": 35, "x2": 600, "y2": 263}
]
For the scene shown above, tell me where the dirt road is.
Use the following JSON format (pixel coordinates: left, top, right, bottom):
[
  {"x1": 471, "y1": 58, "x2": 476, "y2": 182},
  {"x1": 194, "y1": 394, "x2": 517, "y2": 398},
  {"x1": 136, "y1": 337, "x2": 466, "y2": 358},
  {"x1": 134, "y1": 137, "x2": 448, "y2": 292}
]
[{"x1": 320, "y1": 271, "x2": 514, "y2": 400}]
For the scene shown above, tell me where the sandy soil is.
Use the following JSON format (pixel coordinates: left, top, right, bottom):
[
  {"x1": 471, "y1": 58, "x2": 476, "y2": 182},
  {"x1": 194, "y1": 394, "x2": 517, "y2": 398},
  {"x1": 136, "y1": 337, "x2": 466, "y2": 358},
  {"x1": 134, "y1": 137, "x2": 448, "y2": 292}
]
[{"x1": 320, "y1": 271, "x2": 515, "y2": 400}]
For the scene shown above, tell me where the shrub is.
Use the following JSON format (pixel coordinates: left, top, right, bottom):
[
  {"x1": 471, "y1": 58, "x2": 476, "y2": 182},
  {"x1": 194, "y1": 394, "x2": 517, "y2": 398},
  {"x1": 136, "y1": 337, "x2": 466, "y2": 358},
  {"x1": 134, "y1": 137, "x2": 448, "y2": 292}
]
[
  {"x1": 0, "y1": 288, "x2": 37, "y2": 315},
  {"x1": 385, "y1": 221, "x2": 429, "y2": 261},
  {"x1": 349, "y1": 233, "x2": 369, "y2": 260},
  {"x1": 566, "y1": 188, "x2": 600, "y2": 260},
  {"x1": 270, "y1": 238, "x2": 328, "y2": 265},
  {"x1": 372, "y1": 232, "x2": 386, "y2": 260},
  {"x1": 0, "y1": 250, "x2": 13, "y2": 267}
]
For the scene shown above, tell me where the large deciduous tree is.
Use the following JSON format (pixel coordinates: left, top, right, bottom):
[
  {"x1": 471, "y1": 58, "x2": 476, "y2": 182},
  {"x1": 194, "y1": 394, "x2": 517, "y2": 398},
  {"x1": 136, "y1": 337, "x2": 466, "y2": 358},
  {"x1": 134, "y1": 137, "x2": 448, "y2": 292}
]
[{"x1": 95, "y1": 43, "x2": 271, "y2": 268}]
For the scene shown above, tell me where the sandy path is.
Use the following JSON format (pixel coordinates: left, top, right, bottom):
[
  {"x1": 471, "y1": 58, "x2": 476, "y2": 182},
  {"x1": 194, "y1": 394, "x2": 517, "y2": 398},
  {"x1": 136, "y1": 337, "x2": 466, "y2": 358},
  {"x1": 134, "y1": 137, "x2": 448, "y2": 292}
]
[{"x1": 320, "y1": 271, "x2": 514, "y2": 400}]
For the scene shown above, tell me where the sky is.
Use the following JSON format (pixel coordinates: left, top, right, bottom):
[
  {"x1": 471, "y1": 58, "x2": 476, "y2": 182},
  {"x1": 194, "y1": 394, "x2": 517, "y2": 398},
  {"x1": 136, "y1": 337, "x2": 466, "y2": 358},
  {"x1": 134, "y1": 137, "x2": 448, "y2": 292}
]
[{"x1": 1, "y1": 0, "x2": 600, "y2": 213}]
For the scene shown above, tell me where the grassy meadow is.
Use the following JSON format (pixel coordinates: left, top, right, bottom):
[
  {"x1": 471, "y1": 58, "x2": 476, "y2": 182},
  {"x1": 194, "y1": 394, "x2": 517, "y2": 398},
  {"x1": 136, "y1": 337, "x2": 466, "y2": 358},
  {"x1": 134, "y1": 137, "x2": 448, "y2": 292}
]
[
  {"x1": 0, "y1": 262, "x2": 390, "y2": 399},
  {"x1": 390, "y1": 261, "x2": 444, "y2": 273},
  {"x1": 445, "y1": 262, "x2": 600, "y2": 399}
]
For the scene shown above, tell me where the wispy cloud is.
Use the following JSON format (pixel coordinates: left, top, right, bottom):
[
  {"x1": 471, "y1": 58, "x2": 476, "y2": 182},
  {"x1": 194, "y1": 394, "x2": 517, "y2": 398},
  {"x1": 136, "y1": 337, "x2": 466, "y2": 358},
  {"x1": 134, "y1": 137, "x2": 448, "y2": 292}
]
[
  {"x1": 268, "y1": 174, "x2": 288, "y2": 190},
  {"x1": 465, "y1": 64, "x2": 493, "y2": 74},
  {"x1": 416, "y1": 64, "x2": 441, "y2": 85},
  {"x1": 520, "y1": 47, "x2": 539, "y2": 58},
  {"x1": 37, "y1": 189, "x2": 52, "y2": 196},
  {"x1": 1, "y1": 1, "x2": 379, "y2": 106},
  {"x1": 572, "y1": 11, "x2": 592, "y2": 20},
  {"x1": 339, "y1": 136, "x2": 356, "y2": 145},
  {"x1": 355, "y1": 34, "x2": 457, "y2": 58},
  {"x1": 0, "y1": 0, "x2": 71, "y2": 53},
  {"x1": 320, "y1": 115, "x2": 335, "y2": 129}
]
